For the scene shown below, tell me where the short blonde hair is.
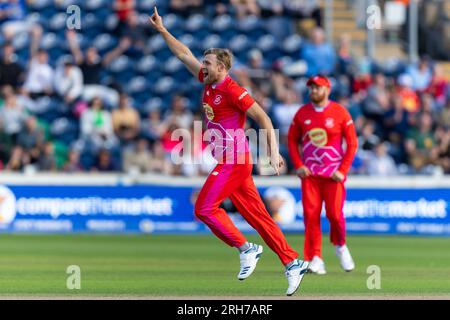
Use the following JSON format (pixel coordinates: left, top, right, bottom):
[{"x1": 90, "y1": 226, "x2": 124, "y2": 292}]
[{"x1": 203, "y1": 48, "x2": 233, "y2": 71}]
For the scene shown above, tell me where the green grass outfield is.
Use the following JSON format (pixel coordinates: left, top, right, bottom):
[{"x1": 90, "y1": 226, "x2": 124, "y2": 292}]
[{"x1": 0, "y1": 234, "x2": 449, "y2": 298}]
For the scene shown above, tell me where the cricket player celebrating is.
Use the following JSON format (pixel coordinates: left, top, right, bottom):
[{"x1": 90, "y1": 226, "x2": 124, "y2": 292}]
[
  {"x1": 288, "y1": 75, "x2": 358, "y2": 274},
  {"x1": 149, "y1": 7, "x2": 308, "y2": 295}
]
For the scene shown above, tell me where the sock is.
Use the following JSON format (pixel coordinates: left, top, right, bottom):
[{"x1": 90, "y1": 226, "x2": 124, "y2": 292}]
[
  {"x1": 285, "y1": 259, "x2": 299, "y2": 270},
  {"x1": 237, "y1": 242, "x2": 251, "y2": 253}
]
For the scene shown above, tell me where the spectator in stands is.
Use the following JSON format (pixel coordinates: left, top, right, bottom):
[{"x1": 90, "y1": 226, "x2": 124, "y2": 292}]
[
  {"x1": 119, "y1": 10, "x2": 146, "y2": 53},
  {"x1": 112, "y1": 94, "x2": 140, "y2": 145},
  {"x1": 207, "y1": 0, "x2": 233, "y2": 17},
  {"x1": 16, "y1": 116, "x2": 43, "y2": 164},
  {"x1": 435, "y1": 126, "x2": 450, "y2": 174},
  {"x1": 122, "y1": 138, "x2": 154, "y2": 173},
  {"x1": 113, "y1": 0, "x2": 135, "y2": 37},
  {"x1": 80, "y1": 97, "x2": 117, "y2": 152},
  {"x1": 0, "y1": 0, "x2": 33, "y2": 39},
  {"x1": 359, "y1": 120, "x2": 380, "y2": 151},
  {"x1": 438, "y1": 100, "x2": 450, "y2": 129},
  {"x1": 0, "y1": 42, "x2": 24, "y2": 89},
  {"x1": 426, "y1": 64, "x2": 448, "y2": 110},
  {"x1": 169, "y1": 0, "x2": 204, "y2": 17},
  {"x1": 336, "y1": 33, "x2": 355, "y2": 77},
  {"x1": 23, "y1": 49, "x2": 54, "y2": 99},
  {"x1": 352, "y1": 58, "x2": 372, "y2": 95},
  {"x1": 54, "y1": 59, "x2": 84, "y2": 105},
  {"x1": 63, "y1": 149, "x2": 83, "y2": 173},
  {"x1": 366, "y1": 141, "x2": 398, "y2": 176},
  {"x1": 396, "y1": 74, "x2": 420, "y2": 113},
  {"x1": 5, "y1": 145, "x2": 28, "y2": 171},
  {"x1": 405, "y1": 112, "x2": 438, "y2": 173},
  {"x1": 0, "y1": 117, "x2": 12, "y2": 166},
  {"x1": 257, "y1": 0, "x2": 283, "y2": 18},
  {"x1": 300, "y1": 27, "x2": 336, "y2": 76},
  {"x1": 162, "y1": 94, "x2": 193, "y2": 130},
  {"x1": 363, "y1": 73, "x2": 391, "y2": 124},
  {"x1": 383, "y1": 94, "x2": 410, "y2": 138},
  {"x1": 38, "y1": 141, "x2": 56, "y2": 171},
  {"x1": 92, "y1": 148, "x2": 118, "y2": 172},
  {"x1": 141, "y1": 107, "x2": 164, "y2": 143},
  {"x1": 406, "y1": 57, "x2": 432, "y2": 92},
  {"x1": 283, "y1": 0, "x2": 322, "y2": 27},
  {"x1": 230, "y1": 0, "x2": 261, "y2": 19},
  {"x1": 151, "y1": 141, "x2": 174, "y2": 175},
  {"x1": 66, "y1": 30, "x2": 105, "y2": 85},
  {"x1": 246, "y1": 49, "x2": 269, "y2": 89},
  {"x1": 0, "y1": 85, "x2": 27, "y2": 141},
  {"x1": 271, "y1": 88, "x2": 301, "y2": 147}
]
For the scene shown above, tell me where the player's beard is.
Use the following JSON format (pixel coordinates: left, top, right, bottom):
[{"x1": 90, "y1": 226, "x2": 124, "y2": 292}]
[
  {"x1": 204, "y1": 72, "x2": 217, "y2": 85},
  {"x1": 309, "y1": 91, "x2": 327, "y2": 104}
]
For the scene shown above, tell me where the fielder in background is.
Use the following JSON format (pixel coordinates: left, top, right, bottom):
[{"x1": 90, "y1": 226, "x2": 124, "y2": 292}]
[
  {"x1": 288, "y1": 75, "x2": 358, "y2": 275},
  {"x1": 149, "y1": 7, "x2": 309, "y2": 295}
]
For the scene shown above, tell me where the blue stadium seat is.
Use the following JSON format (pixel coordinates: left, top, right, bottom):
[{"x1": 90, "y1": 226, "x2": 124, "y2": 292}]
[
  {"x1": 82, "y1": 13, "x2": 103, "y2": 33},
  {"x1": 237, "y1": 15, "x2": 266, "y2": 39},
  {"x1": 135, "y1": 55, "x2": 158, "y2": 74},
  {"x1": 138, "y1": 0, "x2": 158, "y2": 13},
  {"x1": 229, "y1": 34, "x2": 254, "y2": 61},
  {"x1": 179, "y1": 34, "x2": 197, "y2": 50},
  {"x1": 125, "y1": 77, "x2": 149, "y2": 106},
  {"x1": 147, "y1": 34, "x2": 166, "y2": 53},
  {"x1": 12, "y1": 32, "x2": 30, "y2": 51},
  {"x1": 153, "y1": 76, "x2": 176, "y2": 95},
  {"x1": 104, "y1": 13, "x2": 119, "y2": 32},
  {"x1": 144, "y1": 97, "x2": 163, "y2": 114},
  {"x1": 184, "y1": 14, "x2": 209, "y2": 33},
  {"x1": 108, "y1": 55, "x2": 132, "y2": 73},
  {"x1": 93, "y1": 33, "x2": 118, "y2": 55},
  {"x1": 212, "y1": 14, "x2": 233, "y2": 33},
  {"x1": 264, "y1": 16, "x2": 294, "y2": 40},
  {"x1": 50, "y1": 118, "x2": 79, "y2": 145},
  {"x1": 282, "y1": 34, "x2": 303, "y2": 56},
  {"x1": 48, "y1": 13, "x2": 67, "y2": 32},
  {"x1": 145, "y1": 70, "x2": 164, "y2": 85},
  {"x1": 163, "y1": 56, "x2": 184, "y2": 74},
  {"x1": 82, "y1": 0, "x2": 110, "y2": 11},
  {"x1": 211, "y1": 15, "x2": 237, "y2": 41},
  {"x1": 40, "y1": 32, "x2": 58, "y2": 48},
  {"x1": 199, "y1": 34, "x2": 224, "y2": 52},
  {"x1": 163, "y1": 14, "x2": 185, "y2": 33}
]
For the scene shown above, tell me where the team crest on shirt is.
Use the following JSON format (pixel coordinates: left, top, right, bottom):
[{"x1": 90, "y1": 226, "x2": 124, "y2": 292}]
[
  {"x1": 304, "y1": 119, "x2": 311, "y2": 125},
  {"x1": 325, "y1": 118, "x2": 335, "y2": 128},
  {"x1": 213, "y1": 95, "x2": 222, "y2": 105},
  {"x1": 203, "y1": 103, "x2": 215, "y2": 120},
  {"x1": 308, "y1": 128, "x2": 328, "y2": 147}
]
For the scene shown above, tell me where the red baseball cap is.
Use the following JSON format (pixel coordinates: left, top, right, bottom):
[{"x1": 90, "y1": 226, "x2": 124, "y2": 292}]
[{"x1": 307, "y1": 75, "x2": 331, "y2": 88}]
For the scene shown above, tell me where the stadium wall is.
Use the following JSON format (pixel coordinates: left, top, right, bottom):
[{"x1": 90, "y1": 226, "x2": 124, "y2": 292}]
[{"x1": 0, "y1": 174, "x2": 449, "y2": 236}]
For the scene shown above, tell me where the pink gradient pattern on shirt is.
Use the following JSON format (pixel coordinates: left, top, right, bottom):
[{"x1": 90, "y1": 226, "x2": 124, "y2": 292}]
[
  {"x1": 205, "y1": 116, "x2": 249, "y2": 163},
  {"x1": 302, "y1": 141, "x2": 343, "y2": 177}
]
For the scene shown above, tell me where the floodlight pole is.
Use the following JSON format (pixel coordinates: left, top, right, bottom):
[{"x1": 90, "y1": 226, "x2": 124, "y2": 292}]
[
  {"x1": 408, "y1": 0, "x2": 419, "y2": 63},
  {"x1": 324, "y1": 0, "x2": 333, "y2": 43}
]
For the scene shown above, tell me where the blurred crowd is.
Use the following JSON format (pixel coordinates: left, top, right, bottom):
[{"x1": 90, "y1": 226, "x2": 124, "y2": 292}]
[{"x1": 0, "y1": 0, "x2": 448, "y2": 176}]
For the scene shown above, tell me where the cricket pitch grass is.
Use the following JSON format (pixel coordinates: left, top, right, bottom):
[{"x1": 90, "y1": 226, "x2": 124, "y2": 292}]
[{"x1": 0, "y1": 234, "x2": 449, "y2": 299}]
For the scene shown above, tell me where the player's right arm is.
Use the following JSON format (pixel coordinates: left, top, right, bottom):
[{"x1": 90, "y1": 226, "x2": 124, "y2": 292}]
[
  {"x1": 287, "y1": 110, "x2": 311, "y2": 178},
  {"x1": 149, "y1": 7, "x2": 202, "y2": 77}
]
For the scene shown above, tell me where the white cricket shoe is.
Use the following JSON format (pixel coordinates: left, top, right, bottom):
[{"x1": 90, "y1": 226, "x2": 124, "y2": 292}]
[
  {"x1": 307, "y1": 256, "x2": 327, "y2": 275},
  {"x1": 336, "y1": 245, "x2": 355, "y2": 272},
  {"x1": 237, "y1": 243, "x2": 263, "y2": 280},
  {"x1": 285, "y1": 259, "x2": 309, "y2": 296}
]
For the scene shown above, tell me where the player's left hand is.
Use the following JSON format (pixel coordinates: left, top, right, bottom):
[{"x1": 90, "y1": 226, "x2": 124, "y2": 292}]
[
  {"x1": 331, "y1": 170, "x2": 345, "y2": 182},
  {"x1": 270, "y1": 154, "x2": 284, "y2": 176}
]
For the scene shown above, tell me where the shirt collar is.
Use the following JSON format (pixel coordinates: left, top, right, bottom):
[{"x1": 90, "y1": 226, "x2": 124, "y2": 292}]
[{"x1": 211, "y1": 75, "x2": 230, "y2": 89}]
